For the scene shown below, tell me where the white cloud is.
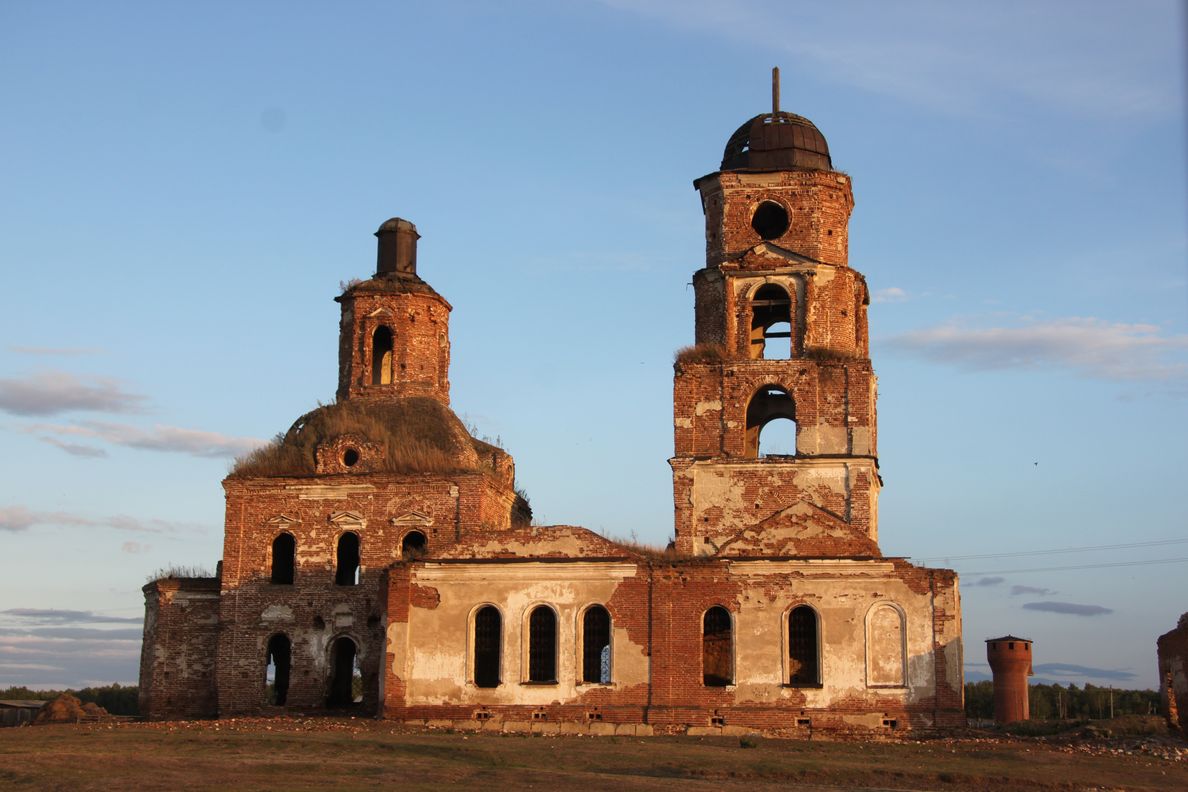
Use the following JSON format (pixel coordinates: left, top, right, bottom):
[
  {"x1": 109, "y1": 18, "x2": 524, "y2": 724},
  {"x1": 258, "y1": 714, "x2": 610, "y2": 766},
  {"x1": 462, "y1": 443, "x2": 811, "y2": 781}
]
[
  {"x1": 0, "y1": 371, "x2": 147, "y2": 416},
  {"x1": 873, "y1": 287, "x2": 909, "y2": 304},
  {"x1": 886, "y1": 317, "x2": 1188, "y2": 383}
]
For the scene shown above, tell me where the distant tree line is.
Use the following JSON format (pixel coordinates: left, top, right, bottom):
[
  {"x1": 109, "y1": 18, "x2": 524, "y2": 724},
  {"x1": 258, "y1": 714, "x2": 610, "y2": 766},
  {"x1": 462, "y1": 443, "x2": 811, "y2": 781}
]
[
  {"x1": 965, "y1": 680, "x2": 1160, "y2": 720},
  {"x1": 0, "y1": 683, "x2": 138, "y2": 716}
]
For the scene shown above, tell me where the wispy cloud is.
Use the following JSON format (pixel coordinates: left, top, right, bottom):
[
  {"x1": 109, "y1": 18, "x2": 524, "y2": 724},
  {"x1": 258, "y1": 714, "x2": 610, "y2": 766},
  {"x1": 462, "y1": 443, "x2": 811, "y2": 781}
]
[
  {"x1": 28, "y1": 420, "x2": 264, "y2": 459},
  {"x1": 599, "y1": 1, "x2": 1176, "y2": 122},
  {"x1": 1011, "y1": 584, "x2": 1056, "y2": 597},
  {"x1": 121, "y1": 541, "x2": 150, "y2": 554},
  {"x1": 39, "y1": 436, "x2": 108, "y2": 458},
  {"x1": 2, "y1": 609, "x2": 142, "y2": 625},
  {"x1": 0, "y1": 371, "x2": 147, "y2": 416},
  {"x1": 886, "y1": 318, "x2": 1188, "y2": 383},
  {"x1": 0, "y1": 505, "x2": 207, "y2": 535},
  {"x1": 8, "y1": 346, "x2": 103, "y2": 357},
  {"x1": 970, "y1": 576, "x2": 1005, "y2": 587},
  {"x1": 872, "y1": 287, "x2": 909, "y2": 304},
  {"x1": 1032, "y1": 662, "x2": 1136, "y2": 682},
  {"x1": 1023, "y1": 601, "x2": 1113, "y2": 617},
  {"x1": 0, "y1": 608, "x2": 143, "y2": 686}
]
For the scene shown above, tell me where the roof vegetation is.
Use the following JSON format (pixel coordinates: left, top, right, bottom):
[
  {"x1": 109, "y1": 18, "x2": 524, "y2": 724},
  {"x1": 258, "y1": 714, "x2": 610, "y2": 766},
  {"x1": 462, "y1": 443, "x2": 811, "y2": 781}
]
[
  {"x1": 228, "y1": 397, "x2": 504, "y2": 479},
  {"x1": 673, "y1": 342, "x2": 726, "y2": 372}
]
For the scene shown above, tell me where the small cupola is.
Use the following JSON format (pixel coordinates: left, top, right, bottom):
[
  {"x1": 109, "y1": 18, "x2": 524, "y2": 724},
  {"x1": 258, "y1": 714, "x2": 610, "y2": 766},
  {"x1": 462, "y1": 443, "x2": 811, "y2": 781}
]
[
  {"x1": 375, "y1": 217, "x2": 420, "y2": 276},
  {"x1": 720, "y1": 68, "x2": 832, "y2": 172}
]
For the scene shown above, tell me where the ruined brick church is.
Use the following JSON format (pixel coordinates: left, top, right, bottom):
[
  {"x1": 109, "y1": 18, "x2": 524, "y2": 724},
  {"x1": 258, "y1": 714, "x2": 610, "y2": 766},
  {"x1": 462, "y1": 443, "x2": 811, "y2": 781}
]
[{"x1": 139, "y1": 79, "x2": 964, "y2": 733}]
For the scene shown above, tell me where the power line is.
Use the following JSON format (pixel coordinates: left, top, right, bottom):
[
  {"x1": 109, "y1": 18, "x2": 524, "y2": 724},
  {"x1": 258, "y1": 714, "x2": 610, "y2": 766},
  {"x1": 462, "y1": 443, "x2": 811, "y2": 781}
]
[
  {"x1": 962, "y1": 557, "x2": 1188, "y2": 576},
  {"x1": 914, "y1": 537, "x2": 1188, "y2": 564}
]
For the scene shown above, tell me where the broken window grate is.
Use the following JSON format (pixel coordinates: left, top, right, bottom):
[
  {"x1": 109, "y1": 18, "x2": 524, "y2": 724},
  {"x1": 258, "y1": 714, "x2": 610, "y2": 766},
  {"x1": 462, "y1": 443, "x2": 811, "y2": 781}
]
[
  {"x1": 474, "y1": 606, "x2": 501, "y2": 688},
  {"x1": 528, "y1": 606, "x2": 557, "y2": 683},
  {"x1": 788, "y1": 605, "x2": 819, "y2": 685},
  {"x1": 582, "y1": 605, "x2": 611, "y2": 684},
  {"x1": 703, "y1": 606, "x2": 733, "y2": 686}
]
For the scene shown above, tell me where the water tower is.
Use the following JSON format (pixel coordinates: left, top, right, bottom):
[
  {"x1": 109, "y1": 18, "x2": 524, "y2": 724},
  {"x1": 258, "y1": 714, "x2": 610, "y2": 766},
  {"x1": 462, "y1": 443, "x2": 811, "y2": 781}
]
[{"x1": 986, "y1": 636, "x2": 1033, "y2": 723}]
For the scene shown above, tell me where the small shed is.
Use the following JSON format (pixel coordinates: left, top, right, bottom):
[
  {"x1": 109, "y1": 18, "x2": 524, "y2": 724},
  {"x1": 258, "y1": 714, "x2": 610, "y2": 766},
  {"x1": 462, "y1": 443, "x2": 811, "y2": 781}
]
[{"x1": 0, "y1": 700, "x2": 47, "y2": 727}]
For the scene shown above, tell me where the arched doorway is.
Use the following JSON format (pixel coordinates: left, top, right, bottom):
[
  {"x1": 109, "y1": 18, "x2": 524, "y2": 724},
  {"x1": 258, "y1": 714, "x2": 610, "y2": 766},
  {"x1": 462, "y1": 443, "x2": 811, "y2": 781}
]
[
  {"x1": 327, "y1": 636, "x2": 361, "y2": 707},
  {"x1": 265, "y1": 633, "x2": 291, "y2": 706}
]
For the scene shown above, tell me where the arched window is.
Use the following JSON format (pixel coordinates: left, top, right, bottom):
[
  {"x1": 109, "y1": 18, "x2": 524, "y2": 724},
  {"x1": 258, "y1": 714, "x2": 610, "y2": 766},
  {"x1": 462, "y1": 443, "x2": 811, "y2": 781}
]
[
  {"x1": 371, "y1": 326, "x2": 393, "y2": 385},
  {"x1": 788, "y1": 605, "x2": 820, "y2": 686},
  {"x1": 582, "y1": 605, "x2": 612, "y2": 684},
  {"x1": 866, "y1": 603, "x2": 906, "y2": 687},
  {"x1": 474, "y1": 606, "x2": 501, "y2": 688},
  {"x1": 745, "y1": 385, "x2": 797, "y2": 457},
  {"x1": 702, "y1": 606, "x2": 733, "y2": 687},
  {"x1": 335, "y1": 532, "x2": 360, "y2": 586},
  {"x1": 265, "y1": 633, "x2": 291, "y2": 706},
  {"x1": 327, "y1": 636, "x2": 361, "y2": 707},
  {"x1": 401, "y1": 530, "x2": 427, "y2": 559},
  {"x1": 271, "y1": 533, "x2": 295, "y2": 584},
  {"x1": 750, "y1": 283, "x2": 793, "y2": 360},
  {"x1": 527, "y1": 606, "x2": 557, "y2": 683}
]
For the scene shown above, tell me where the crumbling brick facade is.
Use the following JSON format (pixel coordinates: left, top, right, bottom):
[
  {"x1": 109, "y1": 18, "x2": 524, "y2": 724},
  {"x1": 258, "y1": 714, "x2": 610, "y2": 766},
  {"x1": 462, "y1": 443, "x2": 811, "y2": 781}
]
[
  {"x1": 139, "y1": 82, "x2": 964, "y2": 733},
  {"x1": 1158, "y1": 612, "x2": 1188, "y2": 738}
]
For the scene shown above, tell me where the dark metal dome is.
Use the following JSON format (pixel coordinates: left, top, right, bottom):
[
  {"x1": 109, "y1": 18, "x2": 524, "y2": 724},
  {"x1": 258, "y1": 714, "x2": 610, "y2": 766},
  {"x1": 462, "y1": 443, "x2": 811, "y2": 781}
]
[{"x1": 721, "y1": 111, "x2": 832, "y2": 171}]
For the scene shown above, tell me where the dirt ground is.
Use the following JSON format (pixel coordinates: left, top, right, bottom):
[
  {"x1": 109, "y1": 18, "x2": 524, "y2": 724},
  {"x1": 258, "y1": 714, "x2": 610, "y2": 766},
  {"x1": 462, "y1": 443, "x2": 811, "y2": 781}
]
[{"x1": 1, "y1": 717, "x2": 1184, "y2": 791}]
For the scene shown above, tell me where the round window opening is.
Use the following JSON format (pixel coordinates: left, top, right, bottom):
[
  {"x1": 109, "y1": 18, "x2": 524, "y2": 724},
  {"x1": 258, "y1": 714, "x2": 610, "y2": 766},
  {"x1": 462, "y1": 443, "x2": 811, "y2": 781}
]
[
  {"x1": 342, "y1": 448, "x2": 360, "y2": 468},
  {"x1": 752, "y1": 201, "x2": 790, "y2": 240}
]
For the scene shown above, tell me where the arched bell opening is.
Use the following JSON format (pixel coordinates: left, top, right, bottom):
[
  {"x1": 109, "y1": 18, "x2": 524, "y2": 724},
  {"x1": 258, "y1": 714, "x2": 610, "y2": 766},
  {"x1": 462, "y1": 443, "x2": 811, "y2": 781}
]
[
  {"x1": 745, "y1": 385, "x2": 797, "y2": 457},
  {"x1": 749, "y1": 283, "x2": 793, "y2": 360},
  {"x1": 371, "y1": 326, "x2": 393, "y2": 385}
]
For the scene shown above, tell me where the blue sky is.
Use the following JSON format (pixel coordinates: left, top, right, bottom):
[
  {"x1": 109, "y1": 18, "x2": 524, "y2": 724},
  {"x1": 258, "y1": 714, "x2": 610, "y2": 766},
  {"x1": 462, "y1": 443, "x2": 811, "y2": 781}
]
[{"x1": 1, "y1": 1, "x2": 1184, "y2": 692}]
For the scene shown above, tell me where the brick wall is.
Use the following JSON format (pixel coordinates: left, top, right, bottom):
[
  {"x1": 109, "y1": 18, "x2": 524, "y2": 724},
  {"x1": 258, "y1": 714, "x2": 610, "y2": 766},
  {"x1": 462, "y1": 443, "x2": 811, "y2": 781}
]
[
  {"x1": 381, "y1": 549, "x2": 963, "y2": 732},
  {"x1": 139, "y1": 577, "x2": 220, "y2": 720}
]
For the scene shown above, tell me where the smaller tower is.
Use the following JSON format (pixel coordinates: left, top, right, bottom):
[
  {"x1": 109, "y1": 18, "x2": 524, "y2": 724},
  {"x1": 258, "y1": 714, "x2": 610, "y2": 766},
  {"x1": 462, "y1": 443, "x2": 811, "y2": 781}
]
[
  {"x1": 335, "y1": 219, "x2": 452, "y2": 404},
  {"x1": 986, "y1": 636, "x2": 1033, "y2": 724}
]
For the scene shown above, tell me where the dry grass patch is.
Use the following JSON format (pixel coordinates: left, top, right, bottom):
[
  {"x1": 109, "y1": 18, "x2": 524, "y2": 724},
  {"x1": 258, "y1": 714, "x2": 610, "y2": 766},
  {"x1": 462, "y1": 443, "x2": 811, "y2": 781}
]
[
  {"x1": 229, "y1": 398, "x2": 490, "y2": 478},
  {"x1": 674, "y1": 342, "x2": 726, "y2": 372}
]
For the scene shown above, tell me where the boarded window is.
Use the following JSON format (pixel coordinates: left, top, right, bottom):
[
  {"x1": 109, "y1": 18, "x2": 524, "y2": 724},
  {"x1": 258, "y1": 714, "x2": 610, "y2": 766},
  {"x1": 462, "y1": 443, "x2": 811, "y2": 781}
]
[
  {"x1": 528, "y1": 606, "x2": 557, "y2": 683},
  {"x1": 271, "y1": 533, "x2": 295, "y2": 585},
  {"x1": 749, "y1": 283, "x2": 793, "y2": 360},
  {"x1": 788, "y1": 605, "x2": 819, "y2": 685},
  {"x1": 371, "y1": 327, "x2": 393, "y2": 385},
  {"x1": 703, "y1": 606, "x2": 733, "y2": 687},
  {"x1": 867, "y1": 604, "x2": 906, "y2": 687},
  {"x1": 582, "y1": 605, "x2": 611, "y2": 684},
  {"x1": 335, "y1": 532, "x2": 360, "y2": 586},
  {"x1": 745, "y1": 385, "x2": 796, "y2": 457},
  {"x1": 265, "y1": 633, "x2": 291, "y2": 706},
  {"x1": 474, "y1": 606, "x2": 501, "y2": 688}
]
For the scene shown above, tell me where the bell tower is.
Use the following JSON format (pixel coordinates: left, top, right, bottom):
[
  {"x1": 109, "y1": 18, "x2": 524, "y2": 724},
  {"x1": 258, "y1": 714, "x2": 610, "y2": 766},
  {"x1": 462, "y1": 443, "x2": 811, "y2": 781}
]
[
  {"x1": 335, "y1": 218, "x2": 452, "y2": 404},
  {"x1": 671, "y1": 70, "x2": 880, "y2": 558}
]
